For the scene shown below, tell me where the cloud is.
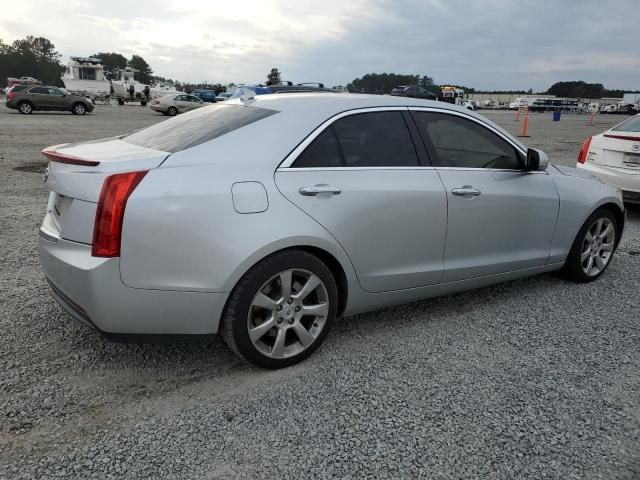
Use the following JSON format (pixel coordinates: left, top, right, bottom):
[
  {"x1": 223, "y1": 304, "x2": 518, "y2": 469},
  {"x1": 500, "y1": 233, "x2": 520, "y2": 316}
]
[{"x1": 0, "y1": 0, "x2": 638, "y2": 90}]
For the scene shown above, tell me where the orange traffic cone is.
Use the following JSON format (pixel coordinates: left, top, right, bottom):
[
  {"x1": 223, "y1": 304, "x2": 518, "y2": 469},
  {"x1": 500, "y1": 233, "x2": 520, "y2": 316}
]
[{"x1": 518, "y1": 108, "x2": 530, "y2": 137}]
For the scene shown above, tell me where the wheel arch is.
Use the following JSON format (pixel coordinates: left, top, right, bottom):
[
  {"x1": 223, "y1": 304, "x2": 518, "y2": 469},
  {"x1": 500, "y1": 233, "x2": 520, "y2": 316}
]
[
  {"x1": 225, "y1": 243, "x2": 351, "y2": 317},
  {"x1": 596, "y1": 201, "x2": 625, "y2": 248}
]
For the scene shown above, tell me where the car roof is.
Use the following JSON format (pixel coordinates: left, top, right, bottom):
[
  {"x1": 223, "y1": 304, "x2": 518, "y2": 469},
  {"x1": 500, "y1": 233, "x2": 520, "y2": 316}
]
[{"x1": 224, "y1": 93, "x2": 526, "y2": 150}]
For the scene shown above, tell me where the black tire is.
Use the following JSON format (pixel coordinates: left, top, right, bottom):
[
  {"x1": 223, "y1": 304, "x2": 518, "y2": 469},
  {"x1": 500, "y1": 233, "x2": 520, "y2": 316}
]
[
  {"x1": 117, "y1": 98, "x2": 125, "y2": 106},
  {"x1": 221, "y1": 250, "x2": 338, "y2": 369},
  {"x1": 562, "y1": 208, "x2": 618, "y2": 283},
  {"x1": 140, "y1": 101, "x2": 147, "y2": 107},
  {"x1": 18, "y1": 101, "x2": 33, "y2": 114},
  {"x1": 167, "y1": 106, "x2": 178, "y2": 116},
  {"x1": 72, "y1": 103, "x2": 86, "y2": 115}
]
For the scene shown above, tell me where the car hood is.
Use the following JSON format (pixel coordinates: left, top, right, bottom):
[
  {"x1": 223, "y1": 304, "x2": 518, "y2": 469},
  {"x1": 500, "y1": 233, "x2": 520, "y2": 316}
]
[{"x1": 551, "y1": 164, "x2": 599, "y2": 180}]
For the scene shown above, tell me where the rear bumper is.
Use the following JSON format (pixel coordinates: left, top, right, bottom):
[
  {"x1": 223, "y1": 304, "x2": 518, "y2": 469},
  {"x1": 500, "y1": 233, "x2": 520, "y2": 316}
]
[
  {"x1": 623, "y1": 190, "x2": 640, "y2": 205},
  {"x1": 39, "y1": 232, "x2": 228, "y2": 337},
  {"x1": 149, "y1": 105, "x2": 166, "y2": 113},
  {"x1": 577, "y1": 162, "x2": 640, "y2": 200}
]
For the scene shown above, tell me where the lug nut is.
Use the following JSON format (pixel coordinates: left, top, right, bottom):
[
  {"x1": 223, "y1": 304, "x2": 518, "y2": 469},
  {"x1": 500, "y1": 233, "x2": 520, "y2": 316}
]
[
  {"x1": 276, "y1": 305, "x2": 283, "y2": 311},
  {"x1": 277, "y1": 317, "x2": 283, "y2": 324},
  {"x1": 287, "y1": 298, "x2": 293, "y2": 305},
  {"x1": 288, "y1": 318, "x2": 294, "y2": 325},
  {"x1": 295, "y1": 306, "x2": 301, "y2": 312}
]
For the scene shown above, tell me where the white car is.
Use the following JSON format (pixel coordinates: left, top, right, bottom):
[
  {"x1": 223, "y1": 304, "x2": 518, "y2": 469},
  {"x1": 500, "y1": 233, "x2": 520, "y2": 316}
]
[
  {"x1": 216, "y1": 92, "x2": 234, "y2": 101},
  {"x1": 577, "y1": 113, "x2": 640, "y2": 205}
]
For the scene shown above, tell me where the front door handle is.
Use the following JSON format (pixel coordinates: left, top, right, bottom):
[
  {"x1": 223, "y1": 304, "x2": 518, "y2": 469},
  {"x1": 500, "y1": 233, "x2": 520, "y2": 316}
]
[
  {"x1": 451, "y1": 186, "x2": 482, "y2": 197},
  {"x1": 299, "y1": 184, "x2": 342, "y2": 196}
]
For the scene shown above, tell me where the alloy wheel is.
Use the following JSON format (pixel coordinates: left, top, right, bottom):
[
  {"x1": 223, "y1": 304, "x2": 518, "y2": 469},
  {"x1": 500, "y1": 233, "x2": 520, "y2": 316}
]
[
  {"x1": 580, "y1": 217, "x2": 615, "y2": 276},
  {"x1": 247, "y1": 268, "x2": 329, "y2": 359}
]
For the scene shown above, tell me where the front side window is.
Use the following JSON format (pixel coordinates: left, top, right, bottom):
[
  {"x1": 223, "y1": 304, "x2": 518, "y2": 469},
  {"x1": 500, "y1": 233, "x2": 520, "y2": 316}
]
[
  {"x1": 413, "y1": 112, "x2": 522, "y2": 170},
  {"x1": 29, "y1": 87, "x2": 49, "y2": 94},
  {"x1": 293, "y1": 111, "x2": 419, "y2": 168}
]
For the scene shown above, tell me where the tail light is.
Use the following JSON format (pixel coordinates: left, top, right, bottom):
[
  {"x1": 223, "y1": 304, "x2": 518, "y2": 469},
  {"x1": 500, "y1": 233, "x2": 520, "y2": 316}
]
[
  {"x1": 577, "y1": 136, "x2": 592, "y2": 164},
  {"x1": 153, "y1": 100, "x2": 160, "y2": 104},
  {"x1": 7, "y1": 91, "x2": 16, "y2": 101},
  {"x1": 92, "y1": 171, "x2": 148, "y2": 257}
]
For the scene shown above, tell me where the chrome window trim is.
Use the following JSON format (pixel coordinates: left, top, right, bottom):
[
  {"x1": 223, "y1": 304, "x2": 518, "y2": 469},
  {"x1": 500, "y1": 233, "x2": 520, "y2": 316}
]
[
  {"x1": 277, "y1": 106, "x2": 530, "y2": 171},
  {"x1": 279, "y1": 166, "x2": 547, "y2": 174},
  {"x1": 408, "y1": 106, "x2": 528, "y2": 156}
]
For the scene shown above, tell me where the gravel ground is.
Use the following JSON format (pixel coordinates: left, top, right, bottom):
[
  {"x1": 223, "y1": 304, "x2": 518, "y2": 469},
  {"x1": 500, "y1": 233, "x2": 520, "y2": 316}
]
[{"x1": 1, "y1": 104, "x2": 639, "y2": 479}]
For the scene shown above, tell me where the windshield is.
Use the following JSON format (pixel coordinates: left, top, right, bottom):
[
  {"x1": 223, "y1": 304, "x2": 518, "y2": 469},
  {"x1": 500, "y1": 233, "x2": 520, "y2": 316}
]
[
  {"x1": 122, "y1": 103, "x2": 279, "y2": 152},
  {"x1": 612, "y1": 115, "x2": 640, "y2": 133}
]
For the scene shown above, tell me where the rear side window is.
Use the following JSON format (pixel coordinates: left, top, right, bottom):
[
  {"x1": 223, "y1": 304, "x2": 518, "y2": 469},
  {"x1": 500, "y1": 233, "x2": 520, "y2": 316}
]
[
  {"x1": 293, "y1": 111, "x2": 419, "y2": 168},
  {"x1": 122, "y1": 104, "x2": 279, "y2": 152}
]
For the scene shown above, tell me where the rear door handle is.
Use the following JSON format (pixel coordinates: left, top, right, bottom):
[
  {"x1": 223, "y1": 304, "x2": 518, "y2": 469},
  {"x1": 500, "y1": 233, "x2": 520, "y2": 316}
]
[
  {"x1": 451, "y1": 186, "x2": 482, "y2": 197},
  {"x1": 299, "y1": 184, "x2": 342, "y2": 196}
]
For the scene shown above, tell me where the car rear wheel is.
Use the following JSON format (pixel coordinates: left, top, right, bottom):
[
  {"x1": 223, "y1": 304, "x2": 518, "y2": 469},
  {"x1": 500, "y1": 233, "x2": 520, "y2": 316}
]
[
  {"x1": 563, "y1": 208, "x2": 618, "y2": 282},
  {"x1": 167, "y1": 106, "x2": 178, "y2": 116},
  {"x1": 221, "y1": 250, "x2": 338, "y2": 368},
  {"x1": 18, "y1": 101, "x2": 33, "y2": 114},
  {"x1": 72, "y1": 103, "x2": 86, "y2": 115}
]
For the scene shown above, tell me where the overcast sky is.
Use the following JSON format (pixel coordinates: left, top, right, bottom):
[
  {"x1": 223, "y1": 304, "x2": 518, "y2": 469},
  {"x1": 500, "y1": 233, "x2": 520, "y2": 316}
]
[{"x1": 1, "y1": 0, "x2": 638, "y2": 90}]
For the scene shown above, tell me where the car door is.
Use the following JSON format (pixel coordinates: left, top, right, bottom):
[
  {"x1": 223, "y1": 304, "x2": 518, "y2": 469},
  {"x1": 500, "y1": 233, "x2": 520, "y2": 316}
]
[
  {"x1": 410, "y1": 109, "x2": 560, "y2": 282},
  {"x1": 47, "y1": 88, "x2": 68, "y2": 110},
  {"x1": 27, "y1": 86, "x2": 53, "y2": 108},
  {"x1": 173, "y1": 95, "x2": 190, "y2": 113},
  {"x1": 275, "y1": 108, "x2": 448, "y2": 293},
  {"x1": 186, "y1": 96, "x2": 204, "y2": 110}
]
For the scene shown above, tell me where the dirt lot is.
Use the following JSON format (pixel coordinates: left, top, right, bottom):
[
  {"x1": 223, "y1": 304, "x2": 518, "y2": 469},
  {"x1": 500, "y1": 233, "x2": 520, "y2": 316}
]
[{"x1": 1, "y1": 103, "x2": 639, "y2": 479}]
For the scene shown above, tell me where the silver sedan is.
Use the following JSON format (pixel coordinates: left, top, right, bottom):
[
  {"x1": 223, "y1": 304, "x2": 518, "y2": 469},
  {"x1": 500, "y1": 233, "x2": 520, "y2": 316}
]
[
  {"x1": 38, "y1": 94, "x2": 625, "y2": 368},
  {"x1": 149, "y1": 93, "x2": 205, "y2": 116}
]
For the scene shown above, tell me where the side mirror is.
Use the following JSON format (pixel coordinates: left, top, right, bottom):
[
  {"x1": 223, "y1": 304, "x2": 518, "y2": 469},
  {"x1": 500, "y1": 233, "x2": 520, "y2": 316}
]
[{"x1": 525, "y1": 148, "x2": 549, "y2": 171}]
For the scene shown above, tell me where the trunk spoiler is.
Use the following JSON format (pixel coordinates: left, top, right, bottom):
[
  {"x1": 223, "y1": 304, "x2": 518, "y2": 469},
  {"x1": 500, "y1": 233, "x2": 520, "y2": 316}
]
[{"x1": 41, "y1": 148, "x2": 100, "y2": 166}]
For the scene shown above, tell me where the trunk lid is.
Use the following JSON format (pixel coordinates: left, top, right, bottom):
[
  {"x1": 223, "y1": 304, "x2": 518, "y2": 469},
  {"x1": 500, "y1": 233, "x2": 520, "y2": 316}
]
[
  {"x1": 591, "y1": 131, "x2": 640, "y2": 171},
  {"x1": 43, "y1": 138, "x2": 169, "y2": 244}
]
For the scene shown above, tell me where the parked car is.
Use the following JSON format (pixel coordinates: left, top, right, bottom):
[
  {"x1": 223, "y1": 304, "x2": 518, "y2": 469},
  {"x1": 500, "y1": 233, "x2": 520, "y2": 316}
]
[
  {"x1": 5, "y1": 85, "x2": 94, "y2": 114},
  {"x1": 149, "y1": 93, "x2": 205, "y2": 116},
  {"x1": 390, "y1": 85, "x2": 437, "y2": 100},
  {"x1": 461, "y1": 99, "x2": 478, "y2": 111},
  {"x1": 577, "y1": 113, "x2": 640, "y2": 204},
  {"x1": 216, "y1": 92, "x2": 234, "y2": 101},
  {"x1": 39, "y1": 94, "x2": 625, "y2": 368},
  {"x1": 191, "y1": 90, "x2": 218, "y2": 103}
]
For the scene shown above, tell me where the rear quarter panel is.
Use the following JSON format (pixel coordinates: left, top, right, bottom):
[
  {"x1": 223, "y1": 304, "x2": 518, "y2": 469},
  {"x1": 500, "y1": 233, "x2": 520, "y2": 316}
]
[{"x1": 119, "y1": 114, "x2": 360, "y2": 294}]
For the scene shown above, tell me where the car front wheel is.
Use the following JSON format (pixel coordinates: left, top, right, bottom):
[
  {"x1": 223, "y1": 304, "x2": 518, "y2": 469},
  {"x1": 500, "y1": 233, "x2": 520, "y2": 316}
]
[
  {"x1": 72, "y1": 103, "x2": 86, "y2": 115},
  {"x1": 563, "y1": 208, "x2": 618, "y2": 282},
  {"x1": 221, "y1": 250, "x2": 338, "y2": 368}
]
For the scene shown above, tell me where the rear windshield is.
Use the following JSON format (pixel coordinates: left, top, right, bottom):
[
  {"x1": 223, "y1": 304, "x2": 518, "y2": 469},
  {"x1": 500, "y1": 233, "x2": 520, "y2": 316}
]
[
  {"x1": 612, "y1": 115, "x2": 640, "y2": 133},
  {"x1": 122, "y1": 104, "x2": 279, "y2": 152}
]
